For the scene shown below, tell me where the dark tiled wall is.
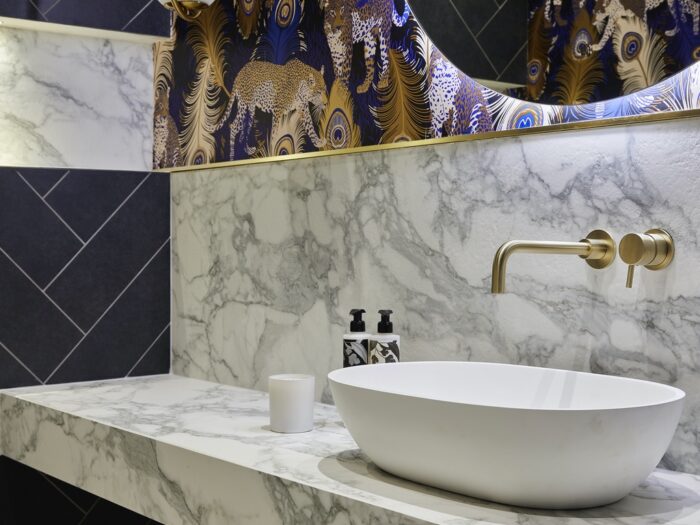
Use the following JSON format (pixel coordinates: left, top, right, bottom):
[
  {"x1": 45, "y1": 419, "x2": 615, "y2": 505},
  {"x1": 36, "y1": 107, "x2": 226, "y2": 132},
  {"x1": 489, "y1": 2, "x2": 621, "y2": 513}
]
[
  {"x1": 0, "y1": 0, "x2": 170, "y2": 36},
  {"x1": 409, "y1": 0, "x2": 527, "y2": 85},
  {"x1": 0, "y1": 167, "x2": 170, "y2": 525}
]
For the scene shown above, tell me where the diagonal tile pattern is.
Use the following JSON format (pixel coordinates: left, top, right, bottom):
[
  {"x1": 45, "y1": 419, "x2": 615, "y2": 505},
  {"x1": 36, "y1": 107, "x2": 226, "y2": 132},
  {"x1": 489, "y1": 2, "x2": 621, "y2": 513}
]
[
  {"x1": 0, "y1": 0, "x2": 170, "y2": 36},
  {"x1": 0, "y1": 166, "x2": 170, "y2": 525},
  {"x1": 408, "y1": 0, "x2": 527, "y2": 85},
  {"x1": 0, "y1": 167, "x2": 171, "y2": 387}
]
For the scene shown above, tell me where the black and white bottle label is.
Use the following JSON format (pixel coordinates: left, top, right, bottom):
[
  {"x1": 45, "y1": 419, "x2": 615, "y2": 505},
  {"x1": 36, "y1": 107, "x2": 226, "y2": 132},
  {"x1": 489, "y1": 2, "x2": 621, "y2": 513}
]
[
  {"x1": 343, "y1": 338, "x2": 368, "y2": 367},
  {"x1": 369, "y1": 340, "x2": 400, "y2": 364}
]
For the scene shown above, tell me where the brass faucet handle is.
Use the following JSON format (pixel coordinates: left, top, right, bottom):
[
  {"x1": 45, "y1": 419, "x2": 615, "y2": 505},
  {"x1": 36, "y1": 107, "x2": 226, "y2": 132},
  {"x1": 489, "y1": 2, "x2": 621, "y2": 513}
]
[{"x1": 619, "y1": 229, "x2": 674, "y2": 288}]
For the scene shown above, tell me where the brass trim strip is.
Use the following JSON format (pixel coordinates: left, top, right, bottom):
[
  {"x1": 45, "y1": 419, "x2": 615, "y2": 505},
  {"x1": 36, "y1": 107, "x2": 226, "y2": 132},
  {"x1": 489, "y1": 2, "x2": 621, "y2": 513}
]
[{"x1": 159, "y1": 109, "x2": 700, "y2": 174}]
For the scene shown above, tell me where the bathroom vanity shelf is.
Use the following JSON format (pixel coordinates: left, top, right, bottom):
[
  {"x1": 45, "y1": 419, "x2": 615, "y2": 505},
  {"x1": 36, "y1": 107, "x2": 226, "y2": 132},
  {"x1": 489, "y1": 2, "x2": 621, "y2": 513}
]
[{"x1": 1, "y1": 375, "x2": 699, "y2": 525}]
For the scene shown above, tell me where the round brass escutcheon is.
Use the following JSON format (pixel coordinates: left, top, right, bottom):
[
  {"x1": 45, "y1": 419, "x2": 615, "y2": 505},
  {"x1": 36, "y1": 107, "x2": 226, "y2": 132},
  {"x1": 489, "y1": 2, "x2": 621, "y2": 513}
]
[
  {"x1": 581, "y1": 229, "x2": 616, "y2": 269},
  {"x1": 643, "y1": 228, "x2": 674, "y2": 270}
]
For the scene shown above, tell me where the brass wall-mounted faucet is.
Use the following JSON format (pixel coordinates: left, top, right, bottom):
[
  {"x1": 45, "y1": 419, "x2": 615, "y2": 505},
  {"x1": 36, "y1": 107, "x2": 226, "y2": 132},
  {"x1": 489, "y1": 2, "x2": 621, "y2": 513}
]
[
  {"x1": 491, "y1": 230, "x2": 616, "y2": 294},
  {"x1": 619, "y1": 229, "x2": 674, "y2": 288}
]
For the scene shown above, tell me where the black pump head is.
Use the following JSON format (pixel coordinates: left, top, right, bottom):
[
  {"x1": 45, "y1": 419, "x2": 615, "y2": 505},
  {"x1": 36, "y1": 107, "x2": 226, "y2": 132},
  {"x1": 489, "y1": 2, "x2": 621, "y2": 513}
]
[
  {"x1": 349, "y1": 309, "x2": 366, "y2": 332},
  {"x1": 378, "y1": 309, "x2": 393, "y2": 333}
]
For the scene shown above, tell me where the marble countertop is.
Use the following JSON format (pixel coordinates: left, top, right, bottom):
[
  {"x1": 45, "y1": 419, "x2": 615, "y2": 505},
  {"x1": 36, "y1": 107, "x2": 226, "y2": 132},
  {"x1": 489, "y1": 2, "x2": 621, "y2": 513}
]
[{"x1": 2, "y1": 375, "x2": 700, "y2": 525}]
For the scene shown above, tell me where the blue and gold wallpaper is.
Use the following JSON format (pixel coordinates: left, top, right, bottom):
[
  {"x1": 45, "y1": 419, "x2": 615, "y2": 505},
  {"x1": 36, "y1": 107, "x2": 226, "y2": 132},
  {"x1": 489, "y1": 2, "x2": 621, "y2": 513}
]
[
  {"x1": 154, "y1": 0, "x2": 700, "y2": 168},
  {"x1": 527, "y1": 0, "x2": 700, "y2": 104}
]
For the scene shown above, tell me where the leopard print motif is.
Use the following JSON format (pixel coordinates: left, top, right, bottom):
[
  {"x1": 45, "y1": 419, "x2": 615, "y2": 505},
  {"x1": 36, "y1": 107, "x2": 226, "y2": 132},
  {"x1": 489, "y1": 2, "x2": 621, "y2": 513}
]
[
  {"x1": 216, "y1": 59, "x2": 328, "y2": 156},
  {"x1": 589, "y1": 0, "x2": 695, "y2": 52},
  {"x1": 428, "y1": 53, "x2": 461, "y2": 137},
  {"x1": 153, "y1": 88, "x2": 181, "y2": 169},
  {"x1": 324, "y1": 0, "x2": 409, "y2": 93}
]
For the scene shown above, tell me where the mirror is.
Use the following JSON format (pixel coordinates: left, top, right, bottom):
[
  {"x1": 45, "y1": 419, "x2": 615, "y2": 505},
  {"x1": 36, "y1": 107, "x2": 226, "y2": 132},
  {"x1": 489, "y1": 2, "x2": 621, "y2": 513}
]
[{"x1": 408, "y1": 0, "x2": 700, "y2": 104}]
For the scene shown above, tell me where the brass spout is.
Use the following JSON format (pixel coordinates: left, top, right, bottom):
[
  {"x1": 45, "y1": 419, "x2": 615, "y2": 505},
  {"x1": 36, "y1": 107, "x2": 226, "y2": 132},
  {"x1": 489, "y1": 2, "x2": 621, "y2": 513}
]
[{"x1": 491, "y1": 230, "x2": 616, "y2": 294}]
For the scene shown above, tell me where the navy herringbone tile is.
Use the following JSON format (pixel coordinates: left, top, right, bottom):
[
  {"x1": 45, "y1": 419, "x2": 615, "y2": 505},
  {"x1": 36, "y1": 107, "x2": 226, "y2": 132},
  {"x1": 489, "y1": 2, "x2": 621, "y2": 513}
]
[
  {"x1": 48, "y1": 242, "x2": 170, "y2": 383},
  {"x1": 1, "y1": 0, "x2": 169, "y2": 36},
  {"x1": 46, "y1": 169, "x2": 147, "y2": 240},
  {"x1": 16, "y1": 167, "x2": 69, "y2": 196},
  {"x1": 0, "y1": 0, "x2": 44, "y2": 20},
  {"x1": 0, "y1": 251, "x2": 83, "y2": 380},
  {"x1": 129, "y1": 325, "x2": 170, "y2": 376},
  {"x1": 0, "y1": 344, "x2": 41, "y2": 388},
  {"x1": 44, "y1": 0, "x2": 168, "y2": 35},
  {"x1": 0, "y1": 168, "x2": 83, "y2": 288},
  {"x1": 46, "y1": 172, "x2": 170, "y2": 330},
  {"x1": 123, "y1": 1, "x2": 171, "y2": 35}
]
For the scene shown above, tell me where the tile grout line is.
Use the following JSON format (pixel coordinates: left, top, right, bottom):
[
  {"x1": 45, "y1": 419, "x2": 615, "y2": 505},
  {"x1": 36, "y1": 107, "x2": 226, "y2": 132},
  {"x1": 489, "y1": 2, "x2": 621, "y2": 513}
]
[
  {"x1": 122, "y1": 0, "x2": 155, "y2": 31},
  {"x1": 26, "y1": 0, "x2": 49, "y2": 21},
  {"x1": 15, "y1": 170, "x2": 86, "y2": 246},
  {"x1": 44, "y1": 237, "x2": 171, "y2": 384},
  {"x1": 77, "y1": 500, "x2": 99, "y2": 525},
  {"x1": 475, "y1": 0, "x2": 505, "y2": 38},
  {"x1": 0, "y1": 340, "x2": 44, "y2": 385},
  {"x1": 42, "y1": 170, "x2": 71, "y2": 199},
  {"x1": 40, "y1": 473, "x2": 91, "y2": 514},
  {"x1": 43, "y1": 173, "x2": 153, "y2": 292},
  {"x1": 40, "y1": 0, "x2": 63, "y2": 17},
  {"x1": 126, "y1": 323, "x2": 171, "y2": 377},
  {"x1": 496, "y1": 40, "x2": 528, "y2": 81},
  {"x1": 447, "y1": 0, "x2": 499, "y2": 76},
  {"x1": 0, "y1": 246, "x2": 86, "y2": 336}
]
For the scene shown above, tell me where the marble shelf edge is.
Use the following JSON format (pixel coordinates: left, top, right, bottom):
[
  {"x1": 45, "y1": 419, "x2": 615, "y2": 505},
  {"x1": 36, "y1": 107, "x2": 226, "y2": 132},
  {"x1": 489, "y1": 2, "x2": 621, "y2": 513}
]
[
  {"x1": 0, "y1": 375, "x2": 435, "y2": 525},
  {"x1": 2, "y1": 374, "x2": 700, "y2": 525}
]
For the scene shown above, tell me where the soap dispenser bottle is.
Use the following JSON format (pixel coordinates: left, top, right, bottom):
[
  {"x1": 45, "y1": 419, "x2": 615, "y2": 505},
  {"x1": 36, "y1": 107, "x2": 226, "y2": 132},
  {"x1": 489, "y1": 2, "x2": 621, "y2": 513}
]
[
  {"x1": 369, "y1": 310, "x2": 400, "y2": 364},
  {"x1": 343, "y1": 309, "x2": 370, "y2": 367}
]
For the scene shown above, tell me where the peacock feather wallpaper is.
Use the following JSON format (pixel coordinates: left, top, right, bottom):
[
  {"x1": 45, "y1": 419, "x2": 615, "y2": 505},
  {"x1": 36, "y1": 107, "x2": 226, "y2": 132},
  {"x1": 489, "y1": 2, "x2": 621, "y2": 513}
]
[
  {"x1": 528, "y1": 0, "x2": 700, "y2": 104},
  {"x1": 153, "y1": 0, "x2": 700, "y2": 169}
]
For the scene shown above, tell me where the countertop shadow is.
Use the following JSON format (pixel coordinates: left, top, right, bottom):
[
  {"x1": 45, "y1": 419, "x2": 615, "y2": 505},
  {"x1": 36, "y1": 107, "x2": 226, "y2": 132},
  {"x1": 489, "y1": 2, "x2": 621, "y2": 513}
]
[{"x1": 318, "y1": 449, "x2": 700, "y2": 523}]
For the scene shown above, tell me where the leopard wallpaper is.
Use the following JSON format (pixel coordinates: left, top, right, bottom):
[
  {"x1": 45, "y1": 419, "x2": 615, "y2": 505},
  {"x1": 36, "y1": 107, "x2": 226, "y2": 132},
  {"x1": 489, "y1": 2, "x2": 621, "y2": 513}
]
[
  {"x1": 527, "y1": 0, "x2": 700, "y2": 104},
  {"x1": 153, "y1": 0, "x2": 700, "y2": 168}
]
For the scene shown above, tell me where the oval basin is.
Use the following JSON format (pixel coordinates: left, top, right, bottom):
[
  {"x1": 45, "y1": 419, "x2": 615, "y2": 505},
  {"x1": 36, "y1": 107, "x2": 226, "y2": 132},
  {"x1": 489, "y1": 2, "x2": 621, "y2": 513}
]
[{"x1": 328, "y1": 361, "x2": 684, "y2": 509}]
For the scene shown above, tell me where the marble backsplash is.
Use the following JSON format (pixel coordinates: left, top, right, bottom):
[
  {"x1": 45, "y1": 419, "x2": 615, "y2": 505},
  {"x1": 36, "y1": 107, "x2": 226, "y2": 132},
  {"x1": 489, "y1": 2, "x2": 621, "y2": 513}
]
[
  {"x1": 172, "y1": 115, "x2": 700, "y2": 475},
  {"x1": 0, "y1": 26, "x2": 153, "y2": 170}
]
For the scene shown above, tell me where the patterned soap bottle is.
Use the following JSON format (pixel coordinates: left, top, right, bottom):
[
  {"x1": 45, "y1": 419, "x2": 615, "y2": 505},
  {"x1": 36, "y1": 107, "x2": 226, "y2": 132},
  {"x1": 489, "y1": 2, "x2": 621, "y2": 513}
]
[
  {"x1": 343, "y1": 309, "x2": 370, "y2": 367},
  {"x1": 369, "y1": 310, "x2": 400, "y2": 364}
]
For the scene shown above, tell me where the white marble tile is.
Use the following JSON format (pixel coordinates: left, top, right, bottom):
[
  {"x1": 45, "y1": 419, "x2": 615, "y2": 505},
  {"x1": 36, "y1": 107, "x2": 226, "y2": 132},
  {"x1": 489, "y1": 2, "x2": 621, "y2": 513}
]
[
  {"x1": 3, "y1": 374, "x2": 700, "y2": 525},
  {"x1": 0, "y1": 26, "x2": 153, "y2": 170},
  {"x1": 171, "y1": 116, "x2": 700, "y2": 475}
]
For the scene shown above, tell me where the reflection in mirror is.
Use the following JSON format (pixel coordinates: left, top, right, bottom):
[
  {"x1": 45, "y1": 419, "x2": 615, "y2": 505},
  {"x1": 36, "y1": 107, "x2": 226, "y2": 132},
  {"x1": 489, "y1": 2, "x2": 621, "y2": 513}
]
[{"x1": 409, "y1": 0, "x2": 700, "y2": 104}]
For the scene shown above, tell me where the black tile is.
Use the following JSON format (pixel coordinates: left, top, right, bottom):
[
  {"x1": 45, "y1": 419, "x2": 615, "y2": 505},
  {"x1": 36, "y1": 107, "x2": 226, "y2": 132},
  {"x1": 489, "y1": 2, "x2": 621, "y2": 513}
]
[
  {"x1": 477, "y1": 0, "x2": 528, "y2": 74},
  {"x1": 420, "y1": 6, "x2": 497, "y2": 79},
  {"x1": 0, "y1": 344, "x2": 41, "y2": 389},
  {"x1": 46, "y1": 173, "x2": 170, "y2": 330},
  {"x1": 0, "y1": 252, "x2": 83, "y2": 380},
  {"x1": 122, "y1": 1, "x2": 171, "y2": 37},
  {"x1": 0, "y1": 0, "x2": 44, "y2": 21},
  {"x1": 0, "y1": 458, "x2": 85, "y2": 525},
  {"x1": 48, "y1": 244, "x2": 170, "y2": 384},
  {"x1": 82, "y1": 498, "x2": 153, "y2": 525},
  {"x1": 499, "y1": 42, "x2": 527, "y2": 84},
  {"x1": 43, "y1": 0, "x2": 153, "y2": 32},
  {"x1": 450, "y1": 0, "x2": 499, "y2": 34},
  {"x1": 43, "y1": 474, "x2": 99, "y2": 514},
  {"x1": 46, "y1": 170, "x2": 147, "y2": 240},
  {"x1": 15, "y1": 167, "x2": 68, "y2": 196},
  {"x1": 0, "y1": 169, "x2": 84, "y2": 288},
  {"x1": 129, "y1": 326, "x2": 170, "y2": 377}
]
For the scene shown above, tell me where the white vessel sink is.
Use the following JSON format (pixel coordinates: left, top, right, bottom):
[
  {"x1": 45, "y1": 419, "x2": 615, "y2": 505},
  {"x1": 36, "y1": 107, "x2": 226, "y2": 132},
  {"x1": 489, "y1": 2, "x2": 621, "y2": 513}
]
[{"x1": 328, "y1": 361, "x2": 684, "y2": 509}]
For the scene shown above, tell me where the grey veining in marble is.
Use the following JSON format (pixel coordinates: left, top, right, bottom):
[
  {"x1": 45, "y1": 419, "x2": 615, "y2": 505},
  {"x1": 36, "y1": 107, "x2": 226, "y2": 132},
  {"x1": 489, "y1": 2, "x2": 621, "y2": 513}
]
[
  {"x1": 172, "y1": 115, "x2": 700, "y2": 475},
  {"x1": 3, "y1": 374, "x2": 700, "y2": 525},
  {"x1": 0, "y1": 26, "x2": 152, "y2": 170}
]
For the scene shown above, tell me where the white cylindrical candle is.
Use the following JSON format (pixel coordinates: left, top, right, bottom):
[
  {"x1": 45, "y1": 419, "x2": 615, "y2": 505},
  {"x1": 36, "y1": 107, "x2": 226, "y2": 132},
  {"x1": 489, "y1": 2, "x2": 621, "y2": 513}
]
[{"x1": 269, "y1": 374, "x2": 315, "y2": 433}]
